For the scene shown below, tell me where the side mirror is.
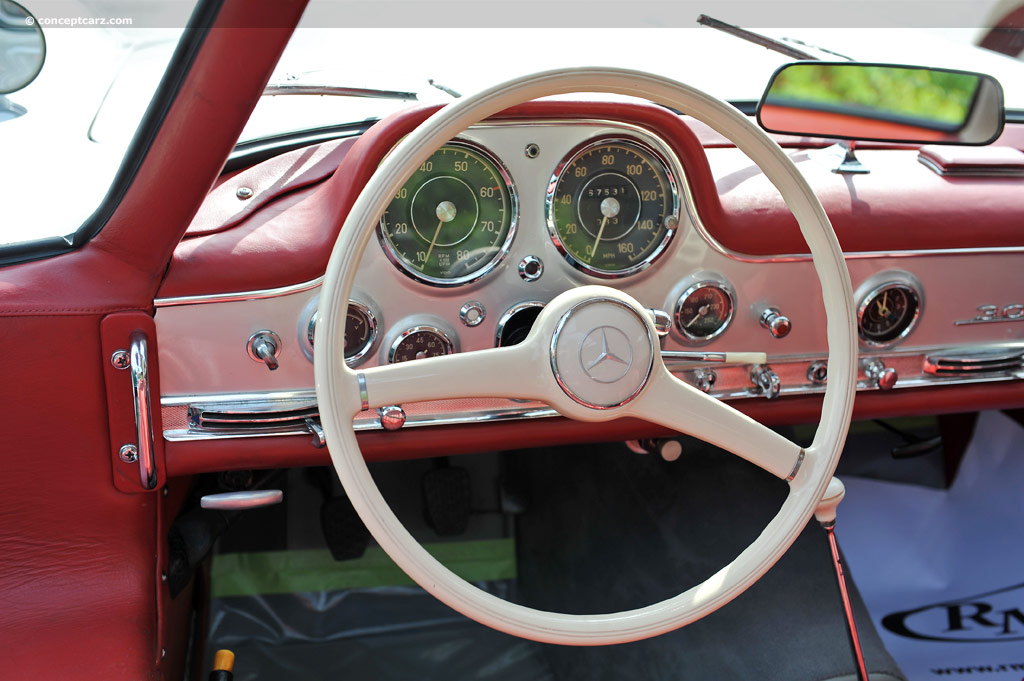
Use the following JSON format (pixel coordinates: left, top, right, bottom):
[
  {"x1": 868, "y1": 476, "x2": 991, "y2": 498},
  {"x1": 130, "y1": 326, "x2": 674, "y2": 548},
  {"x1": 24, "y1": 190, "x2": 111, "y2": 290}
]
[
  {"x1": 0, "y1": 0, "x2": 46, "y2": 95},
  {"x1": 757, "y1": 62, "x2": 1004, "y2": 146}
]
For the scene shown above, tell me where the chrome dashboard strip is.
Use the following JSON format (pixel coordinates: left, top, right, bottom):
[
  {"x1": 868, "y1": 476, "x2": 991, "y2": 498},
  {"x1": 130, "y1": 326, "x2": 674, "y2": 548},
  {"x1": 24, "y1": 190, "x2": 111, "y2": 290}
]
[
  {"x1": 163, "y1": 404, "x2": 560, "y2": 441},
  {"x1": 154, "y1": 277, "x2": 324, "y2": 307}
]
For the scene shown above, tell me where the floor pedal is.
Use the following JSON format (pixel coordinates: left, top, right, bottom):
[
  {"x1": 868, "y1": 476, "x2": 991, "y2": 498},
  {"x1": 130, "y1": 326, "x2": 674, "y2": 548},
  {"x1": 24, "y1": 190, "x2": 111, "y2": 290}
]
[
  {"x1": 320, "y1": 496, "x2": 370, "y2": 561},
  {"x1": 422, "y1": 466, "x2": 471, "y2": 536}
]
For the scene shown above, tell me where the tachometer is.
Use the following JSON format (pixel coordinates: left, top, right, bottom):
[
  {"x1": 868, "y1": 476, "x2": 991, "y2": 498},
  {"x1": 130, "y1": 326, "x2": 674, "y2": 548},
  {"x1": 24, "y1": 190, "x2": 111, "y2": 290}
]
[
  {"x1": 379, "y1": 141, "x2": 517, "y2": 286},
  {"x1": 547, "y1": 137, "x2": 679, "y2": 277}
]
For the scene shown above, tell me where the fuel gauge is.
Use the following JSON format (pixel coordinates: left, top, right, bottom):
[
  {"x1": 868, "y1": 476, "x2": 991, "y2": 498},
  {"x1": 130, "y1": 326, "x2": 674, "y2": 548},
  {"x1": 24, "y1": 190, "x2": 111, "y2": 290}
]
[{"x1": 674, "y1": 280, "x2": 735, "y2": 342}]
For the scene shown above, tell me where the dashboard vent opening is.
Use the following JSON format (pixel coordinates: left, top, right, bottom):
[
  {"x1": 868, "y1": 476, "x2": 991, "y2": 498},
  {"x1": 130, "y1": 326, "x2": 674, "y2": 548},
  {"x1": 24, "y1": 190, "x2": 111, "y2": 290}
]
[
  {"x1": 187, "y1": 399, "x2": 320, "y2": 435},
  {"x1": 923, "y1": 348, "x2": 1024, "y2": 376}
]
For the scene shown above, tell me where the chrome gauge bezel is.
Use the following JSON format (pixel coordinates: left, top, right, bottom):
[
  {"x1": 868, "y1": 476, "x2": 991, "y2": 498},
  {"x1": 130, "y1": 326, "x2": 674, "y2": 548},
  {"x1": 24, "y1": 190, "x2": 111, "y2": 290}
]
[
  {"x1": 673, "y1": 279, "x2": 736, "y2": 344},
  {"x1": 376, "y1": 139, "x2": 519, "y2": 288},
  {"x1": 494, "y1": 301, "x2": 546, "y2": 347},
  {"x1": 387, "y1": 325, "x2": 456, "y2": 363},
  {"x1": 340, "y1": 300, "x2": 378, "y2": 367},
  {"x1": 545, "y1": 135, "x2": 681, "y2": 279},
  {"x1": 856, "y1": 274, "x2": 923, "y2": 348},
  {"x1": 300, "y1": 297, "x2": 379, "y2": 367}
]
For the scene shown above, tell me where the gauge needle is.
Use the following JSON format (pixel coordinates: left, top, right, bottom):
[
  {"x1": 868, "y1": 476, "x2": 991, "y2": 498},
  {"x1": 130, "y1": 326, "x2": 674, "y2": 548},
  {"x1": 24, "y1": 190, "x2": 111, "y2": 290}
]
[
  {"x1": 589, "y1": 196, "x2": 620, "y2": 262},
  {"x1": 878, "y1": 290, "x2": 890, "y2": 316},
  {"x1": 590, "y1": 216, "x2": 608, "y2": 262},
  {"x1": 425, "y1": 200, "x2": 457, "y2": 263},
  {"x1": 685, "y1": 304, "x2": 710, "y2": 328}
]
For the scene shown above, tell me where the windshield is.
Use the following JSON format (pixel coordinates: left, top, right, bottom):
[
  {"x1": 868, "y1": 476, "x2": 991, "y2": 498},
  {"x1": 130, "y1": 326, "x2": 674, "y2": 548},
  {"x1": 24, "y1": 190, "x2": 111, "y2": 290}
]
[
  {"x1": 0, "y1": 1, "x2": 194, "y2": 248},
  {"x1": 3, "y1": 1, "x2": 1024, "y2": 250},
  {"x1": 242, "y1": 13, "x2": 1024, "y2": 143}
]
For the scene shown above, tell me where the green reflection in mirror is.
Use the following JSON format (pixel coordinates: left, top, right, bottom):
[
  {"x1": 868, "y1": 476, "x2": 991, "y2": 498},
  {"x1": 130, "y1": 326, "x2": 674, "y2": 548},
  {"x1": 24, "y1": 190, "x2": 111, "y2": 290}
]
[
  {"x1": 767, "y1": 64, "x2": 979, "y2": 130},
  {"x1": 758, "y1": 62, "x2": 1005, "y2": 145}
]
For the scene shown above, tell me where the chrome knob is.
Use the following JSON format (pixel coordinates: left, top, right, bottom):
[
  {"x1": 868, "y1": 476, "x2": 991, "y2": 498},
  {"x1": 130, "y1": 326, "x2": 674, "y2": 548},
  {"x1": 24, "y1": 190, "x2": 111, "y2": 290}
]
[
  {"x1": 807, "y1": 360, "x2": 828, "y2": 385},
  {"x1": 247, "y1": 330, "x2": 281, "y2": 371},
  {"x1": 864, "y1": 359, "x2": 898, "y2": 391},
  {"x1": 379, "y1": 405, "x2": 406, "y2": 431},
  {"x1": 760, "y1": 307, "x2": 792, "y2": 339},
  {"x1": 751, "y1": 365, "x2": 781, "y2": 400}
]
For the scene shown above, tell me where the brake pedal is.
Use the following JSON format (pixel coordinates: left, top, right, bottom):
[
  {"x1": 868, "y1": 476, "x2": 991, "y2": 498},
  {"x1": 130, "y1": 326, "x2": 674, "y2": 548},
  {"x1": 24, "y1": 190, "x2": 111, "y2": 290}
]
[
  {"x1": 422, "y1": 466, "x2": 471, "y2": 536},
  {"x1": 320, "y1": 496, "x2": 370, "y2": 561}
]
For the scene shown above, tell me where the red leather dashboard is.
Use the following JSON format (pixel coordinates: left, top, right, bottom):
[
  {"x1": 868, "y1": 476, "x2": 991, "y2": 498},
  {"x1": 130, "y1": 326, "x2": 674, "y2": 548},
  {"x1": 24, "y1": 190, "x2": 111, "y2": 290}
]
[{"x1": 156, "y1": 104, "x2": 1024, "y2": 299}]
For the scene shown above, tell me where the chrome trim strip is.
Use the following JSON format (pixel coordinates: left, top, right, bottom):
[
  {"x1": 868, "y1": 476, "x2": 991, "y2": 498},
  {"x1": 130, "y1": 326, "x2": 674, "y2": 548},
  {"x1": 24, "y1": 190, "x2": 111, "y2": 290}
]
[
  {"x1": 155, "y1": 277, "x2": 323, "y2": 307},
  {"x1": 357, "y1": 372, "x2": 369, "y2": 411},
  {"x1": 130, "y1": 333, "x2": 158, "y2": 490},
  {"x1": 163, "y1": 389, "x2": 317, "y2": 407},
  {"x1": 163, "y1": 404, "x2": 561, "y2": 441},
  {"x1": 786, "y1": 449, "x2": 805, "y2": 482}
]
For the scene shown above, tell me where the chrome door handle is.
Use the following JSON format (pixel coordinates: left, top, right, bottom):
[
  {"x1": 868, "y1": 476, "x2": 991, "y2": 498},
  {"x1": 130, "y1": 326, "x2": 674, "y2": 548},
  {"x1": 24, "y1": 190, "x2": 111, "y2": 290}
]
[{"x1": 128, "y1": 332, "x2": 157, "y2": 490}]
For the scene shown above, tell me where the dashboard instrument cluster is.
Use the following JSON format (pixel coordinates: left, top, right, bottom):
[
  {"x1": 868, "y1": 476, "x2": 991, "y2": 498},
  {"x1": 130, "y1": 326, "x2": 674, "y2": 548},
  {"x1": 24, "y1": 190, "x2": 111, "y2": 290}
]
[{"x1": 153, "y1": 113, "x2": 1024, "y2": 445}]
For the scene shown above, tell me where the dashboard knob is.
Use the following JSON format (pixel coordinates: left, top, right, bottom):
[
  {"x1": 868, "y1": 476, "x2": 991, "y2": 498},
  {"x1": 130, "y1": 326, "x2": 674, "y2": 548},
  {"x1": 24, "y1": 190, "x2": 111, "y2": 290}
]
[
  {"x1": 247, "y1": 330, "x2": 281, "y2": 371},
  {"x1": 864, "y1": 359, "x2": 898, "y2": 391},
  {"x1": 759, "y1": 307, "x2": 792, "y2": 339},
  {"x1": 694, "y1": 368, "x2": 717, "y2": 393},
  {"x1": 751, "y1": 365, "x2": 781, "y2": 400},
  {"x1": 379, "y1": 405, "x2": 407, "y2": 431}
]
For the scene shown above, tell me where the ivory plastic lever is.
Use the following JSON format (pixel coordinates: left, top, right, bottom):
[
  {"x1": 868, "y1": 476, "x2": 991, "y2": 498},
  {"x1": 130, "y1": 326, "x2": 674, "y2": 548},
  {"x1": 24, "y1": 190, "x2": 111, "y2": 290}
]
[{"x1": 200, "y1": 490, "x2": 283, "y2": 511}]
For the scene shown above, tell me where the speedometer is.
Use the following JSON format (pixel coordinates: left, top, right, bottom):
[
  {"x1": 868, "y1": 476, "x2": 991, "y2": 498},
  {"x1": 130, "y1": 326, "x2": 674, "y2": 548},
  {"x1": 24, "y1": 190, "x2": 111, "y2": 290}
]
[
  {"x1": 379, "y1": 141, "x2": 517, "y2": 286},
  {"x1": 546, "y1": 137, "x2": 679, "y2": 278}
]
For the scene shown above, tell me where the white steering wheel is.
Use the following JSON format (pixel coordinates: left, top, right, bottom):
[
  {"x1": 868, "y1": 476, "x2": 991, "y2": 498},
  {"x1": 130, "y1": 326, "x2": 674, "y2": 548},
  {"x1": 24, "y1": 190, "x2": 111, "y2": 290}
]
[{"x1": 315, "y1": 68, "x2": 857, "y2": 646}]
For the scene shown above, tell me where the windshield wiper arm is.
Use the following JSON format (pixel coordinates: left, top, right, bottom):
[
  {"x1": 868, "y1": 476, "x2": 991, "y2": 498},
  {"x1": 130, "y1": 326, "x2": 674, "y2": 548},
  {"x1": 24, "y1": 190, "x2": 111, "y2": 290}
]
[
  {"x1": 696, "y1": 14, "x2": 819, "y2": 61},
  {"x1": 262, "y1": 84, "x2": 417, "y2": 101}
]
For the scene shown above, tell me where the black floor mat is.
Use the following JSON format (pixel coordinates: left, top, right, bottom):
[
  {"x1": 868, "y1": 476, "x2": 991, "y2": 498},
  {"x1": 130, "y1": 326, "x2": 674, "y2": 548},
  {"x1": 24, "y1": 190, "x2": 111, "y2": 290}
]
[{"x1": 510, "y1": 439, "x2": 905, "y2": 681}]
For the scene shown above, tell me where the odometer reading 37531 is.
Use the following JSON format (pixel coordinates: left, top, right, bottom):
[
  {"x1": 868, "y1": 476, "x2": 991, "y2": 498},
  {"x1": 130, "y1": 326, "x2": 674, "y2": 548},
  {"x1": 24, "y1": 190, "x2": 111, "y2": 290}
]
[
  {"x1": 379, "y1": 141, "x2": 517, "y2": 286},
  {"x1": 547, "y1": 137, "x2": 679, "y2": 277}
]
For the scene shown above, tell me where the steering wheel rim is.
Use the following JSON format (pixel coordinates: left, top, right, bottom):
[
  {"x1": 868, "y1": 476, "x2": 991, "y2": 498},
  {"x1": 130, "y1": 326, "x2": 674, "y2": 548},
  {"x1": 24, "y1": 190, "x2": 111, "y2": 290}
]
[{"x1": 314, "y1": 68, "x2": 857, "y2": 645}]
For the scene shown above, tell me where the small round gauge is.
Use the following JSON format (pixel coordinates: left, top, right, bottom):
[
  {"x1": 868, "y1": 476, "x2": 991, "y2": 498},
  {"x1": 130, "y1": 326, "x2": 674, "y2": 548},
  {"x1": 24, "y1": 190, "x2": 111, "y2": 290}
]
[
  {"x1": 343, "y1": 302, "x2": 377, "y2": 365},
  {"x1": 547, "y1": 137, "x2": 679, "y2": 278},
  {"x1": 303, "y1": 299, "x2": 377, "y2": 367},
  {"x1": 858, "y1": 283, "x2": 920, "y2": 346},
  {"x1": 379, "y1": 141, "x2": 517, "y2": 286},
  {"x1": 388, "y1": 326, "x2": 456, "y2": 363},
  {"x1": 674, "y1": 281, "x2": 735, "y2": 342}
]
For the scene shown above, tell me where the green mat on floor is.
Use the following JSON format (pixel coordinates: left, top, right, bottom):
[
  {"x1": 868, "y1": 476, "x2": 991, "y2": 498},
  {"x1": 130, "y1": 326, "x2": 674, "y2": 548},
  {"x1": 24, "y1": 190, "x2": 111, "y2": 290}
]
[{"x1": 212, "y1": 538, "x2": 516, "y2": 598}]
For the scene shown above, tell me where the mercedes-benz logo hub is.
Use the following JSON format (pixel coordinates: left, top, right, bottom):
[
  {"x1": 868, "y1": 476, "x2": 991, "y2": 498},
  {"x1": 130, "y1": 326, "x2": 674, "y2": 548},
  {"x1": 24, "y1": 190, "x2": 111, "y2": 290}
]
[
  {"x1": 579, "y1": 326, "x2": 634, "y2": 383},
  {"x1": 550, "y1": 298, "x2": 655, "y2": 409}
]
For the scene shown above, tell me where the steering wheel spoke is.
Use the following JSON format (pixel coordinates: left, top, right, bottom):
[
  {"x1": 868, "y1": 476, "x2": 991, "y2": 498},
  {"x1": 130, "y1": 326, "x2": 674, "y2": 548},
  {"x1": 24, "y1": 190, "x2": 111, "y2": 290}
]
[
  {"x1": 636, "y1": 366, "x2": 804, "y2": 480},
  {"x1": 351, "y1": 343, "x2": 545, "y2": 414}
]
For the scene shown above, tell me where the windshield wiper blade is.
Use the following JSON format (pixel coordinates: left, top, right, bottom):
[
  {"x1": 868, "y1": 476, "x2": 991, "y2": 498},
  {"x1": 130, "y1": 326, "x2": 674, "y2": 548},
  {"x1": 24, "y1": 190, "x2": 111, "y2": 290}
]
[
  {"x1": 262, "y1": 84, "x2": 417, "y2": 101},
  {"x1": 697, "y1": 14, "x2": 818, "y2": 61}
]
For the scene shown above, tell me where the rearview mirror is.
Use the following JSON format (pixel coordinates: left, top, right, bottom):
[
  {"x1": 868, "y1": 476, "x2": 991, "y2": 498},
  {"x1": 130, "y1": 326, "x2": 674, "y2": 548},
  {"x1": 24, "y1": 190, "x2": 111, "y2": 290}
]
[
  {"x1": 0, "y1": 0, "x2": 46, "y2": 95},
  {"x1": 757, "y1": 62, "x2": 1004, "y2": 146}
]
